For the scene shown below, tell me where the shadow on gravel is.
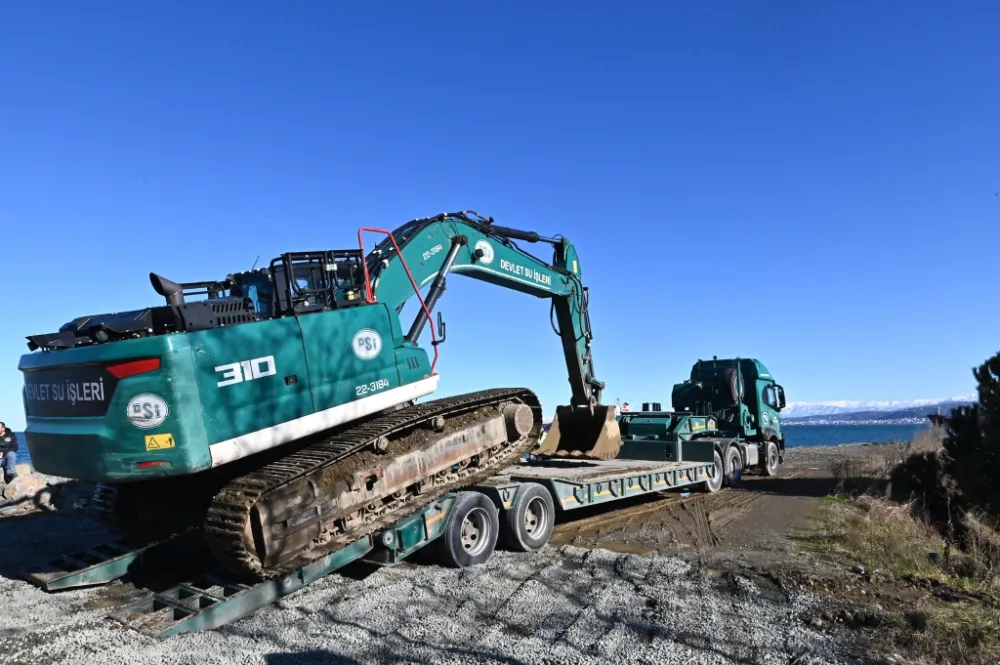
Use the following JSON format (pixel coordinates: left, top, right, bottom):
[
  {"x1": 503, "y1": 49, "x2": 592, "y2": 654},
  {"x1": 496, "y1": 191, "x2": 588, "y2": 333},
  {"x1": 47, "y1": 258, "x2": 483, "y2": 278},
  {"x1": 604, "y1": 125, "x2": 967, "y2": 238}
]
[
  {"x1": 738, "y1": 475, "x2": 839, "y2": 498},
  {"x1": 0, "y1": 510, "x2": 113, "y2": 580},
  {"x1": 266, "y1": 651, "x2": 361, "y2": 665},
  {"x1": 551, "y1": 491, "x2": 686, "y2": 524}
]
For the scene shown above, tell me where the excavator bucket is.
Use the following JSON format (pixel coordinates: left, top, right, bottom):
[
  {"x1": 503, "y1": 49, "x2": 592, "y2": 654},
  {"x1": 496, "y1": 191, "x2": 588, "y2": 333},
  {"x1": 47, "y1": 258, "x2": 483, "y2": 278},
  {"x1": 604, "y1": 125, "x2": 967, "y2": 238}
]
[{"x1": 535, "y1": 404, "x2": 622, "y2": 460}]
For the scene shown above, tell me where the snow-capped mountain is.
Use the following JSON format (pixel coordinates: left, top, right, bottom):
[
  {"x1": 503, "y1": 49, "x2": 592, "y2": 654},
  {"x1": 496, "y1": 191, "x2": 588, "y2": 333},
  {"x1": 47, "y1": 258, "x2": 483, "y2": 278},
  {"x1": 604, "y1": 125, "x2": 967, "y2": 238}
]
[{"x1": 781, "y1": 395, "x2": 977, "y2": 419}]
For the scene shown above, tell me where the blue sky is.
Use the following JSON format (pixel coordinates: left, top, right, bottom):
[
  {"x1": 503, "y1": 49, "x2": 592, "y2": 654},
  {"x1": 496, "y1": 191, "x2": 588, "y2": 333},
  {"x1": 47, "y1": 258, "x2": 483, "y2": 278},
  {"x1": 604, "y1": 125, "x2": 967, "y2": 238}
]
[{"x1": 1, "y1": 1, "x2": 998, "y2": 429}]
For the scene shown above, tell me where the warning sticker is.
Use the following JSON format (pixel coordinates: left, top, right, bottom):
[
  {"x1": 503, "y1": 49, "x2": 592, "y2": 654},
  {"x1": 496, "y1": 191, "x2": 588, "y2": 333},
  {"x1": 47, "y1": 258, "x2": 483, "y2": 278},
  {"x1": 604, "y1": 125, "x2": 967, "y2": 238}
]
[{"x1": 144, "y1": 433, "x2": 175, "y2": 451}]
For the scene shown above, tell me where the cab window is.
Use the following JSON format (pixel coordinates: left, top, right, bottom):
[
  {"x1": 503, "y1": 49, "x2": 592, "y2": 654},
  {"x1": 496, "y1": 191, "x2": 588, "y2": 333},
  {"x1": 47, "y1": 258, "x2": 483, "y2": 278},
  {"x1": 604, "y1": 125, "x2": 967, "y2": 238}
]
[{"x1": 762, "y1": 385, "x2": 778, "y2": 409}]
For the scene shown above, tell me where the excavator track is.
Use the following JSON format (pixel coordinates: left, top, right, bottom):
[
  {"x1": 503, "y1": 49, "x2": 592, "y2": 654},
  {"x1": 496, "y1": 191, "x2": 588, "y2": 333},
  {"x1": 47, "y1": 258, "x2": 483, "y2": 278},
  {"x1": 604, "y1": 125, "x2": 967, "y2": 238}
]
[{"x1": 203, "y1": 387, "x2": 542, "y2": 580}]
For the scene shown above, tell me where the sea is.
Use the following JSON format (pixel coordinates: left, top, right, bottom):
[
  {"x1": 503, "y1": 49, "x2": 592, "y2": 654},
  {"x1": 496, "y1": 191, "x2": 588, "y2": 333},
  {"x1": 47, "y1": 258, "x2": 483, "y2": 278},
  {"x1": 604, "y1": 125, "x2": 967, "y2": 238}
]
[
  {"x1": 7, "y1": 423, "x2": 930, "y2": 470},
  {"x1": 782, "y1": 423, "x2": 929, "y2": 448}
]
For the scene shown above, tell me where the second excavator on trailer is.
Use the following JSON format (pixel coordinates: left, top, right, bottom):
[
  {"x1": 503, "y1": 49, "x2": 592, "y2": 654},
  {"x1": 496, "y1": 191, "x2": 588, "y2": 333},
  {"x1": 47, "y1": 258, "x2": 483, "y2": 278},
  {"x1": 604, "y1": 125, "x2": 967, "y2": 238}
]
[{"x1": 18, "y1": 211, "x2": 620, "y2": 580}]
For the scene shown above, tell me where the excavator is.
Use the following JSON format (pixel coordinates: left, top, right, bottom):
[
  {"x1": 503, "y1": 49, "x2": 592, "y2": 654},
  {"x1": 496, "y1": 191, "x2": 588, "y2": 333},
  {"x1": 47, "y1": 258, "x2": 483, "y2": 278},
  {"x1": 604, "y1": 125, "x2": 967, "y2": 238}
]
[{"x1": 18, "y1": 211, "x2": 621, "y2": 580}]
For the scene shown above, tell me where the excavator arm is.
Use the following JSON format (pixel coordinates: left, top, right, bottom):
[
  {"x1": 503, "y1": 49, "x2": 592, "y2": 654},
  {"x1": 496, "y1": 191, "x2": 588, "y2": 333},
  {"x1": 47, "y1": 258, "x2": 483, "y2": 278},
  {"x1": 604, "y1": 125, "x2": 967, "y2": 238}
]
[{"x1": 355, "y1": 211, "x2": 621, "y2": 459}]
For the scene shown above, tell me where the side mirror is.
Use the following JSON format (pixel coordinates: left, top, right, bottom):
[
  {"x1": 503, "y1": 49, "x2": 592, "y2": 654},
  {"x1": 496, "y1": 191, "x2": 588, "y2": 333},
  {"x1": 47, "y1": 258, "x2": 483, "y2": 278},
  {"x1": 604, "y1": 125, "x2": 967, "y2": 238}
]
[
  {"x1": 775, "y1": 385, "x2": 786, "y2": 410},
  {"x1": 433, "y1": 311, "x2": 447, "y2": 345}
]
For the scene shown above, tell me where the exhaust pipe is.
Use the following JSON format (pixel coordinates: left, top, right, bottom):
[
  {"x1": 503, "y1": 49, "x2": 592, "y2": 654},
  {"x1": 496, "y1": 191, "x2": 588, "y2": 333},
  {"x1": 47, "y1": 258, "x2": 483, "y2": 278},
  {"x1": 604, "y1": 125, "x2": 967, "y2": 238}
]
[{"x1": 149, "y1": 272, "x2": 185, "y2": 307}]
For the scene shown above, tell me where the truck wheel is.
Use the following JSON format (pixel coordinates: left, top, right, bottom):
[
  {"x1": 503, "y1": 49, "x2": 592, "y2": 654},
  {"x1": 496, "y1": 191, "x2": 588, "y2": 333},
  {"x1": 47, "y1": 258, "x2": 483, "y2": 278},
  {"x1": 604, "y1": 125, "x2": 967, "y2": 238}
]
[
  {"x1": 724, "y1": 445, "x2": 743, "y2": 487},
  {"x1": 436, "y1": 491, "x2": 500, "y2": 568},
  {"x1": 500, "y1": 482, "x2": 555, "y2": 552},
  {"x1": 702, "y1": 450, "x2": 724, "y2": 493},
  {"x1": 762, "y1": 440, "x2": 781, "y2": 476}
]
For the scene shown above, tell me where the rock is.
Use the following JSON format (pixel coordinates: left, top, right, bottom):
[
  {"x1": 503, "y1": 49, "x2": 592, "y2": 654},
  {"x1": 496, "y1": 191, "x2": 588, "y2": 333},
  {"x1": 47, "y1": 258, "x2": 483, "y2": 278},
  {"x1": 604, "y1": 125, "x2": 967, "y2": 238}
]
[
  {"x1": 852, "y1": 565, "x2": 866, "y2": 575},
  {"x1": 51, "y1": 481, "x2": 97, "y2": 512},
  {"x1": 3, "y1": 472, "x2": 47, "y2": 499},
  {"x1": 730, "y1": 574, "x2": 758, "y2": 596},
  {"x1": 809, "y1": 616, "x2": 824, "y2": 628},
  {"x1": 905, "y1": 611, "x2": 928, "y2": 632},
  {"x1": 34, "y1": 487, "x2": 56, "y2": 509},
  {"x1": 0, "y1": 464, "x2": 95, "y2": 509}
]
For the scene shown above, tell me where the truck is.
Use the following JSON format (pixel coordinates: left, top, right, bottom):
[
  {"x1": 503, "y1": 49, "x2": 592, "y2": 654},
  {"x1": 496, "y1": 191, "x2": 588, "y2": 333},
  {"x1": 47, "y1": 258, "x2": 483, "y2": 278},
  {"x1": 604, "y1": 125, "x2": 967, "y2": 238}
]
[{"x1": 609, "y1": 356, "x2": 788, "y2": 486}]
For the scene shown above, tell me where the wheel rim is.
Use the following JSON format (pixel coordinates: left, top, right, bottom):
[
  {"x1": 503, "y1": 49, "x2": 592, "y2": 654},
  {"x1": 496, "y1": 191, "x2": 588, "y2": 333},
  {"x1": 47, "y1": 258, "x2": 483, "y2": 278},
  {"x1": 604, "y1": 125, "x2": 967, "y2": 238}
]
[
  {"x1": 730, "y1": 451, "x2": 742, "y2": 482},
  {"x1": 768, "y1": 443, "x2": 778, "y2": 470},
  {"x1": 524, "y1": 497, "x2": 547, "y2": 537},
  {"x1": 460, "y1": 507, "x2": 491, "y2": 556}
]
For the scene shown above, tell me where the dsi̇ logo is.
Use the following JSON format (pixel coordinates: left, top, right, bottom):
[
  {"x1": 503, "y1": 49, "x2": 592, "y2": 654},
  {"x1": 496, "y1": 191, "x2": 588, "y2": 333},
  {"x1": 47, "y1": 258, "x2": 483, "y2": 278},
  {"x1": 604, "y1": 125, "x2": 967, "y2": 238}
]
[
  {"x1": 474, "y1": 239, "x2": 494, "y2": 265},
  {"x1": 126, "y1": 393, "x2": 169, "y2": 430},
  {"x1": 352, "y1": 328, "x2": 382, "y2": 360}
]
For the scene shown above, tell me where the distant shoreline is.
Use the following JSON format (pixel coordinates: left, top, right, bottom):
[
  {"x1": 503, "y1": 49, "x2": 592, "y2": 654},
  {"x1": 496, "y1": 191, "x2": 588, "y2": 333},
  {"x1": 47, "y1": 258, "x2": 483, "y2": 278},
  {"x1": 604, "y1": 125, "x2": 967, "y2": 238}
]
[{"x1": 783, "y1": 419, "x2": 933, "y2": 426}]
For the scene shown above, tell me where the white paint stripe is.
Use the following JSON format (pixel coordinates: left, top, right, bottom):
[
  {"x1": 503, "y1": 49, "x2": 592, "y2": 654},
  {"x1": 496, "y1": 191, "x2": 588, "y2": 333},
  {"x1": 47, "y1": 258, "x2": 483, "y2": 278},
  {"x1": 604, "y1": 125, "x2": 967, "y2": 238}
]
[{"x1": 208, "y1": 375, "x2": 440, "y2": 467}]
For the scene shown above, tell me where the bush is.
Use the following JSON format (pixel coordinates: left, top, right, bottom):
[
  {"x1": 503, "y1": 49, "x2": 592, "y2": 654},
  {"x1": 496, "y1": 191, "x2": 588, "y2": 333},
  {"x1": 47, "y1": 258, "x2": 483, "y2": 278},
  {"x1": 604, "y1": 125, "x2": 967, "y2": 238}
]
[
  {"x1": 889, "y1": 350, "x2": 1000, "y2": 566},
  {"x1": 942, "y1": 352, "x2": 1000, "y2": 518}
]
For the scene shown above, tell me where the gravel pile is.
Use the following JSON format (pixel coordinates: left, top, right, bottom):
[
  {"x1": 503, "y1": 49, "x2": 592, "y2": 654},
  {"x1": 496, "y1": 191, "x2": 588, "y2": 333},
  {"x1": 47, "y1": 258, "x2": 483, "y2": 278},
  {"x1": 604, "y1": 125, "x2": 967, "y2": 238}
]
[{"x1": 0, "y1": 509, "x2": 857, "y2": 665}]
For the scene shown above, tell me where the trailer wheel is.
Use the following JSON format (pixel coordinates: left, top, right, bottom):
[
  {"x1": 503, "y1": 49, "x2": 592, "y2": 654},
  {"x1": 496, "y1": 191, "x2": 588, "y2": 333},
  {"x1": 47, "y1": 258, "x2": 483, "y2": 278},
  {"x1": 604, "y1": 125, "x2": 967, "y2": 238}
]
[
  {"x1": 724, "y1": 445, "x2": 743, "y2": 487},
  {"x1": 762, "y1": 439, "x2": 781, "y2": 476},
  {"x1": 702, "y1": 449, "x2": 724, "y2": 493},
  {"x1": 436, "y1": 491, "x2": 500, "y2": 568},
  {"x1": 500, "y1": 483, "x2": 555, "y2": 552}
]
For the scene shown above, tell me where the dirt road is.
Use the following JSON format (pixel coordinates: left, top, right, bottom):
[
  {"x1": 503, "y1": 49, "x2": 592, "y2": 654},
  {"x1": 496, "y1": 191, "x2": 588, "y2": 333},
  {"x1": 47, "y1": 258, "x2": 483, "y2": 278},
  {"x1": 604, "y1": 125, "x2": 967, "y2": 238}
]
[{"x1": 548, "y1": 443, "x2": 853, "y2": 570}]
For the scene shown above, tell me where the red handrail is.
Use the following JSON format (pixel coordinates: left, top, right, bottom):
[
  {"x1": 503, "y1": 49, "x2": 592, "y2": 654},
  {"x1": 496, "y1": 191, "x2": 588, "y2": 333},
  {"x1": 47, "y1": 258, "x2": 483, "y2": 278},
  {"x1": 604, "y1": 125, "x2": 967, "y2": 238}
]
[{"x1": 357, "y1": 227, "x2": 439, "y2": 374}]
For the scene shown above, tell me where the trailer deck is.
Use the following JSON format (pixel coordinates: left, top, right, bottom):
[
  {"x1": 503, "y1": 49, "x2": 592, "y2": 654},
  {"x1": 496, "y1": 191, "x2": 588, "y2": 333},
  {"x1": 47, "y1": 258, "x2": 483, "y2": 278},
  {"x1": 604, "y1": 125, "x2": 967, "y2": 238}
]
[{"x1": 482, "y1": 457, "x2": 714, "y2": 511}]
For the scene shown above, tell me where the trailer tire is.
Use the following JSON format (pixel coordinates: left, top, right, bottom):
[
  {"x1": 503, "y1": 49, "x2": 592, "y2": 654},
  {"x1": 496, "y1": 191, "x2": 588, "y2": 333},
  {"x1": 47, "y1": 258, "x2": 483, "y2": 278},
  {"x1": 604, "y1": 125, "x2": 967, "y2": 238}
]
[
  {"x1": 724, "y1": 445, "x2": 743, "y2": 487},
  {"x1": 436, "y1": 491, "x2": 500, "y2": 568},
  {"x1": 762, "y1": 439, "x2": 781, "y2": 476},
  {"x1": 500, "y1": 483, "x2": 555, "y2": 552},
  {"x1": 702, "y1": 449, "x2": 724, "y2": 493}
]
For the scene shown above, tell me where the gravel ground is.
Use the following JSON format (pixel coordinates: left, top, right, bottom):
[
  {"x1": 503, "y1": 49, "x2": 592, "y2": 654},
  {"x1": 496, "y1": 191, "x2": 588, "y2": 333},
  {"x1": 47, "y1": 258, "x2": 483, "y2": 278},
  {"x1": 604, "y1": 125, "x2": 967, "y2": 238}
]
[
  {"x1": 0, "y1": 512, "x2": 858, "y2": 665},
  {"x1": 0, "y1": 441, "x2": 893, "y2": 665}
]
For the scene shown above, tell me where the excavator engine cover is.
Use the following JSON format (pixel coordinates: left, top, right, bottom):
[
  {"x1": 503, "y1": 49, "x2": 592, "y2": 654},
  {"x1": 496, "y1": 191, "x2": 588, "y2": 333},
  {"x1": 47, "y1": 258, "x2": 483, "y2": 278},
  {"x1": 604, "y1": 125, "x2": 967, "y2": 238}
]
[{"x1": 535, "y1": 404, "x2": 622, "y2": 460}]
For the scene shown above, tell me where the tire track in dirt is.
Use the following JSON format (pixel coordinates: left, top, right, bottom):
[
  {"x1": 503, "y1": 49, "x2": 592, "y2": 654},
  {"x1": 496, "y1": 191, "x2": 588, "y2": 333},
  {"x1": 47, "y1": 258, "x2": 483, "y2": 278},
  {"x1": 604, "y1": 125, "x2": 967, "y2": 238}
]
[{"x1": 550, "y1": 465, "x2": 810, "y2": 555}]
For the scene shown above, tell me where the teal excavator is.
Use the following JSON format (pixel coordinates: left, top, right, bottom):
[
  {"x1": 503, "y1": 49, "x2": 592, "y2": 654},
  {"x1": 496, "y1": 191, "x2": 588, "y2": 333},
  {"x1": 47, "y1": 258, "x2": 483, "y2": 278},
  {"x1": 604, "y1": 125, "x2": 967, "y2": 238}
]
[{"x1": 18, "y1": 211, "x2": 620, "y2": 580}]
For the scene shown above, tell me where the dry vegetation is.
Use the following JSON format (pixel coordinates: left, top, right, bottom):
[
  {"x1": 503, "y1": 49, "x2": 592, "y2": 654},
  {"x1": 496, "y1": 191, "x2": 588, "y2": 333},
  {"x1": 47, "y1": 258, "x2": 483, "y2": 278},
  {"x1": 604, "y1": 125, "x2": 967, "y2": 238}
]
[
  {"x1": 829, "y1": 426, "x2": 945, "y2": 496},
  {"x1": 802, "y1": 425, "x2": 1000, "y2": 665}
]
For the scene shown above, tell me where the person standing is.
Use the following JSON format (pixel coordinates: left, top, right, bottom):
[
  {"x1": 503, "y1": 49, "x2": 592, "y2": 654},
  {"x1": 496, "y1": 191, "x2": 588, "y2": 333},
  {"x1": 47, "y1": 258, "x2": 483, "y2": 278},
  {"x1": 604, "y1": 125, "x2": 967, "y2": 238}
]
[{"x1": 0, "y1": 422, "x2": 18, "y2": 483}]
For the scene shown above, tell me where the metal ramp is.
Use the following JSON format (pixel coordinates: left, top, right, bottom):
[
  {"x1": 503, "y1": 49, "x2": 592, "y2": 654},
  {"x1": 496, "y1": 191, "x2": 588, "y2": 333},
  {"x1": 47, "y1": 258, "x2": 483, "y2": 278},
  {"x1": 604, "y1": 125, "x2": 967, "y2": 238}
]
[
  {"x1": 109, "y1": 494, "x2": 459, "y2": 638},
  {"x1": 22, "y1": 538, "x2": 162, "y2": 591},
  {"x1": 111, "y1": 536, "x2": 377, "y2": 637}
]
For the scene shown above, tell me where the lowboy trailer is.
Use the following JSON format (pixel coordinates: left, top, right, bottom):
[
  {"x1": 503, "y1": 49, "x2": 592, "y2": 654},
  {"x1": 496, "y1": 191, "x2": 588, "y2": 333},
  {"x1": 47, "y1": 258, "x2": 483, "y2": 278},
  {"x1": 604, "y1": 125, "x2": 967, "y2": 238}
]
[{"x1": 22, "y1": 437, "x2": 744, "y2": 639}]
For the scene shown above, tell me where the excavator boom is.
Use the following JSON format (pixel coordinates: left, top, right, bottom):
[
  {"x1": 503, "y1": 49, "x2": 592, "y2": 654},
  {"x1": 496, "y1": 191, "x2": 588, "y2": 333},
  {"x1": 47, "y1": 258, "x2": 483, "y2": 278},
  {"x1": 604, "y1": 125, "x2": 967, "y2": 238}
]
[{"x1": 359, "y1": 211, "x2": 621, "y2": 459}]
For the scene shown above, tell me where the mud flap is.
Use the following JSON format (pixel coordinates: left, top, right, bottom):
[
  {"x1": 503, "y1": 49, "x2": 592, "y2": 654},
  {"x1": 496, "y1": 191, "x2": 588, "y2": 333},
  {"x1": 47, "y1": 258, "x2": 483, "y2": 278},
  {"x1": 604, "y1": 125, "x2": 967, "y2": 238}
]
[{"x1": 535, "y1": 404, "x2": 622, "y2": 460}]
